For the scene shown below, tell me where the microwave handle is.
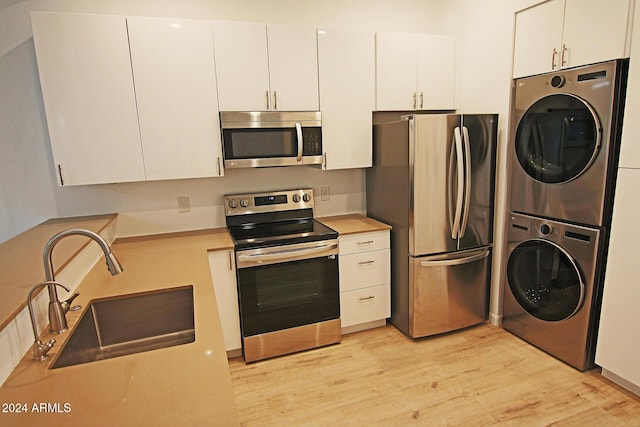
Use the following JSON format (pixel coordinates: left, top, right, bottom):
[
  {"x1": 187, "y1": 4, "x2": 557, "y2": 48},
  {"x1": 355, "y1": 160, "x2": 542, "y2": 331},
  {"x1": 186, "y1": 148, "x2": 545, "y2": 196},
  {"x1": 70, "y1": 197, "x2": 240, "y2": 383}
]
[{"x1": 295, "y1": 122, "x2": 303, "y2": 162}]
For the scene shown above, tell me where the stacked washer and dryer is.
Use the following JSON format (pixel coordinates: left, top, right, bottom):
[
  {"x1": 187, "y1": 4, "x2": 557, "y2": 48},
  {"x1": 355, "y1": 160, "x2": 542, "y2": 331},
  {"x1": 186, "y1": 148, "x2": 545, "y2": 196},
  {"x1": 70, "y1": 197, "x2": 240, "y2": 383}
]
[{"x1": 503, "y1": 59, "x2": 629, "y2": 371}]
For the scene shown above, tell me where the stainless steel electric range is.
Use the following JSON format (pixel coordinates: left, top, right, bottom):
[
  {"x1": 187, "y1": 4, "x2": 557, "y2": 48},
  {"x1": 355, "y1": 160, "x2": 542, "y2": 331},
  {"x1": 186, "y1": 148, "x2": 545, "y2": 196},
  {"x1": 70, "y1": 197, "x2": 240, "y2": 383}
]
[{"x1": 225, "y1": 188, "x2": 341, "y2": 363}]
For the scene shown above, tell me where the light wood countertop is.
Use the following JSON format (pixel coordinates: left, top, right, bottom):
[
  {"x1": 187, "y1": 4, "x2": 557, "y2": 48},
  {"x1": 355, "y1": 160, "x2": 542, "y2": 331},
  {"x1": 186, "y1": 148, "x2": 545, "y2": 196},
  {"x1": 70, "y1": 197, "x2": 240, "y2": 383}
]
[
  {"x1": 0, "y1": 228, "x2": 238, "y2": 426},
  {"x1": 0, "y1": 215, "x2": 117, "y2": 330},
  {"x1": 318, "y1": 214, "x2": 392, "y2": 235}
]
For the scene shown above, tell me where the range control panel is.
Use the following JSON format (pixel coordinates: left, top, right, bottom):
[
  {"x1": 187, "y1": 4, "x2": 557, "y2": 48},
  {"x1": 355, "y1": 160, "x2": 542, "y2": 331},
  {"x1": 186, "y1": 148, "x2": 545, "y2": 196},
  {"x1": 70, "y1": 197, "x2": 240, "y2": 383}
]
[{"x1": 224, "y1": 189, "x2": 314, "y2": 216}]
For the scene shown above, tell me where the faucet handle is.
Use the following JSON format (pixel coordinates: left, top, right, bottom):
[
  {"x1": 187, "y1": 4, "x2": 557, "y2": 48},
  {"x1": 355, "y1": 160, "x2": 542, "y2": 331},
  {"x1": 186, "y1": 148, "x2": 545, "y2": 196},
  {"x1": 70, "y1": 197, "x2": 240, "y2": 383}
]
[
  {"x1": 33, "y1": 338, "x2": 56, "y2": 361},
  {"x1": 61, "y1": 292, "x2": 80, "y2": 313}
]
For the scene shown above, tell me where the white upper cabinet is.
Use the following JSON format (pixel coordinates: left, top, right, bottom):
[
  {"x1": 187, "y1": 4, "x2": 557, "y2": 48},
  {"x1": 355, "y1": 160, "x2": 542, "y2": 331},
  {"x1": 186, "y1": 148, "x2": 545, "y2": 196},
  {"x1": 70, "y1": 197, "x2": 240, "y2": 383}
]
[
  {"x1": 417, "y1": 35, "x2": 456, "y2": 110},
  {"x1": 267, "y1": 24, "x2": 320, "y2": 111},
  {"x1": 31, "y1": 12, "x2": 145, "y2": 186},
  {"x1": 513, "y1": 0, "x2": 632, "y2": 78},
  {"x1": 318, "y1": 28, "x2": 375, "y2": 170},
  {"x1": 376, "y1": 32, "x2": 456, "y2": 111},
  {"x1": 211, "y1": 21, "x2": 271, "y2": 112},
  {"x1": 213, "y1": 21, "x2": 319, "y2": 111},
  {"x1": 619, "y1": 1, "x2": 640, "y2": 169},
  {"x1": 127, "y1": 17, "x2": 223, "y2": 180}
]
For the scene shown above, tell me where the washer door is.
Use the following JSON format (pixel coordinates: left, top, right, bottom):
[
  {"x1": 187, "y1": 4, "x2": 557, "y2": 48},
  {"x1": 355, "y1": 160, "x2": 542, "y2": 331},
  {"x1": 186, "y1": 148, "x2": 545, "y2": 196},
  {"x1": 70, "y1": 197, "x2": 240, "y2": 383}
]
[
  {"x1": 507, "y1": 239, "x2": 585, "y2": 321},
  {"x1": 515, "y1": 94, "x2": 601, "y2": 184}
]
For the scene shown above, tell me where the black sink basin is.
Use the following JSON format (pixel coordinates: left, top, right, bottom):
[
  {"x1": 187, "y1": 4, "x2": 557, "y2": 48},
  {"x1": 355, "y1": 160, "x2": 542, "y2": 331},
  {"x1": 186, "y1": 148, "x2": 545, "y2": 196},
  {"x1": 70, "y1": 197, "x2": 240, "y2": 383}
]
[{"x1": 51, "y1": 285, "x2": 195, "y2": 369}]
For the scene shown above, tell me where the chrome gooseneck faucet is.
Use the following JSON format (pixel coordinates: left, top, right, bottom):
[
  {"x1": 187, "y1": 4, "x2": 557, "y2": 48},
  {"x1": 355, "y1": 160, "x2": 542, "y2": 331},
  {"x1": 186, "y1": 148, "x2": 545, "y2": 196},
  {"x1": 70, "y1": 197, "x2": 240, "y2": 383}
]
[{"x1": 42, "y1": 228, "x2": 124, "y2": 333}]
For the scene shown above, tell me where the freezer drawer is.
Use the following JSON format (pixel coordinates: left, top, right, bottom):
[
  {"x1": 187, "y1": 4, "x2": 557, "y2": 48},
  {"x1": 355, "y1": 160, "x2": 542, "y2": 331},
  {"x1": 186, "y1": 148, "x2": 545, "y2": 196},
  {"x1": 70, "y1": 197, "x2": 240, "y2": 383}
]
[{"x1": 408, "y1": 247, "x2": 490, "y2": 338}]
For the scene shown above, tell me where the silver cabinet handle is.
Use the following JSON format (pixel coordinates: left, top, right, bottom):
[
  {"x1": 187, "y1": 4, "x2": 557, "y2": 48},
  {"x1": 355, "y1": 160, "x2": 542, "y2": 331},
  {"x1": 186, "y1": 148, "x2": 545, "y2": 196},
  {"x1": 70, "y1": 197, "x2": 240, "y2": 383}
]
[
  {"x1": 551, "y1": 48, "x2": 558, "y2": 69},
  {"x1": 273, "y1": 90, "x2": 278, "y2": 110},
  {"x1": 265, "y1": 90, "x2": 270, "y2": 109},
  {"x1": 561, "y1": 44, "x2": 568, "y2": 67},
  {"x1": 412, "y1": 92, "x2": 417, "y2": 109},
  {"x1": 358, "y1": 260, "x2": 375, "y2": 265},
  {"x1": 358, "y1": 296, "x2": 375, "y2": 301},
  {"x1": 217, "y1": 156, "x2": 222, "y2": 176},
  {"x1": 357, "y1": 240, "x2": 374, "y2": 246},
  {"x1": 295, "y1": 122, "x2": 303, "y2": 162},
  {"x1": 419, "y1": 92, "x2": 424, "y2": 109}
]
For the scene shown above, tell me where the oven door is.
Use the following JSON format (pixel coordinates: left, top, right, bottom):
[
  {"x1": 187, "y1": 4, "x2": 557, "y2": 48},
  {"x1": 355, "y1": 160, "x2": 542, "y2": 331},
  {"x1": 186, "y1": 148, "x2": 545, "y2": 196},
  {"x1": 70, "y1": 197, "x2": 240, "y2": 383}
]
[{"x1": 235, "y1": 240, "x2": 339, "y2": 337}]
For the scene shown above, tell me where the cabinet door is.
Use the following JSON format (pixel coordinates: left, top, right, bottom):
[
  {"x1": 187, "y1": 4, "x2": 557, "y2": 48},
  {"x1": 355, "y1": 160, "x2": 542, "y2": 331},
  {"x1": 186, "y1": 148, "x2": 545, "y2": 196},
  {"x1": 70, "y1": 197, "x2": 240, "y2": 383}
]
[
  {"x1": 375, "y1": 32, "x2": 418, "y2": 110},
  {"x1": 212, "y1": 20, "x2": 270, "y2": 111},
  {"x1": 208, "y1": 250, "x2": 242, "y2": 353},
  {"x1": 318, "y1": 28, "x2": 374, "y2": 169},
  {"x1": 128, "y1": 17, "x2": 223, "y2": 180},
  {"x1": 31, "y1": 12, "x2": 145, "y2": 185},
  {"x1": 339, "y1": 249, "x2": 390, "y2": 292},
  {"x1": 417, "y1": 34, "x2": 456, "y2": 110},
  {"x1": 595, "y1": 169, "x2": 640, "y2": 387},
  {"x1": 512, "y1": 0, "x2": 564, "y2": 78},
  {"x1": 267, "y1": 24, "x2": 320, "y2": 111},
  {"x1": 562, "y1": 0, "x2": 630, "y2": 70},
  {"x1": 619, "y1": 1, "x2": 640, "y2": 169}
]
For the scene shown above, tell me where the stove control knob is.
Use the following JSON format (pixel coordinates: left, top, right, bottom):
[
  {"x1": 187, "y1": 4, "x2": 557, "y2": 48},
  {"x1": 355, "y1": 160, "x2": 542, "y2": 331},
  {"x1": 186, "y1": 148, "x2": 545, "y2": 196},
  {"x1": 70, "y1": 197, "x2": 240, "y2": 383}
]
[
  {"x1": 540, "y1": 224, "x2": 553, "y2": 235},
  {"x1": 228, "y1": 199, "x2": 238, "y2": 209},
  {"x1": 302, "y1": 193, "x2": 311, "y2": 202},
  {"x1": 240, "y1": 198, "x2": 250, "y2": 208},
  {"x1": 292, "y1": 194, "x2": 301, "y2": 203}
]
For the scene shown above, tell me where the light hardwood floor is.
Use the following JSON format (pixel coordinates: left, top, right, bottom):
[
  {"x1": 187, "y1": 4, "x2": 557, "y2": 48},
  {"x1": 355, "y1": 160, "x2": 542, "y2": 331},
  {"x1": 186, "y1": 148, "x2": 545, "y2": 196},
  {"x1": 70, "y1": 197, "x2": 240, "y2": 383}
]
[{"x1": 228, "y1": 324, "x2": 640, "y2": 426}]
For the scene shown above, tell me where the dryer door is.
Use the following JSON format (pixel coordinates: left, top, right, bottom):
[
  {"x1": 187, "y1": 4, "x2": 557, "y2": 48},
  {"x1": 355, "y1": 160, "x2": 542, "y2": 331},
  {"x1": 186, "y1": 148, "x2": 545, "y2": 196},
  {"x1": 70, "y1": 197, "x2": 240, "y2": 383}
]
[
  {"x1": 515, "y1": 94, "x2": 601, "y2": 184},
  {"x1": 506, "y1": 238, "x2": 585, "y2": 321}
]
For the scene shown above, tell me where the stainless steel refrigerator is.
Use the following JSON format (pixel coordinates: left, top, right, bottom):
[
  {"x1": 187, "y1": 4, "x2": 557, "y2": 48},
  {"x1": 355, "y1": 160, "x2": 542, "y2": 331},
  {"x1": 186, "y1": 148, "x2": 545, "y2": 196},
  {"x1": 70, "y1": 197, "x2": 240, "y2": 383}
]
[{"x1": 366, "y1": 114, "x2": 497, "y2": 338}]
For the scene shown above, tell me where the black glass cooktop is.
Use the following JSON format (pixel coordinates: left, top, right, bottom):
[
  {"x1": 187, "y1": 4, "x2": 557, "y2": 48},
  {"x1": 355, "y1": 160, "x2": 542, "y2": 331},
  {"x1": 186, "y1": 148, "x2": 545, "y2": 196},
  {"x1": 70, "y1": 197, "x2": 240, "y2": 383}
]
[{"x1": 228, "y1": 219, "x2": 338, "y2": 250}]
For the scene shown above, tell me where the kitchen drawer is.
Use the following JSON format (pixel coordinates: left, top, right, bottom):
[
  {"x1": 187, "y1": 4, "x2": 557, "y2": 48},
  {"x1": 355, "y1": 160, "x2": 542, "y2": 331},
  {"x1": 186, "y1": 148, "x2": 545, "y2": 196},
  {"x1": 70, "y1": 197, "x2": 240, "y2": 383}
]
[
  {"x1": 340, "y1": 284, "x2": 391, "y2": 328},
  {"x1": 339, "y1": 249, "x2": 390, "y2": 292},
  {"x1": 339, "y1": 230, "x2": 389, "y2": 255}
]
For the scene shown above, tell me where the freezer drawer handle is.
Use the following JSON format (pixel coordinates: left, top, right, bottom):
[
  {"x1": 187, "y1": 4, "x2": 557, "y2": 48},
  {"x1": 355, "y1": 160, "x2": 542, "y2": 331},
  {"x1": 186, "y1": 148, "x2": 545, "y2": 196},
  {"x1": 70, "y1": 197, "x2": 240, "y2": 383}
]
[{"x1": 419, "y1": 250, "x2": 489, "y2": 268}]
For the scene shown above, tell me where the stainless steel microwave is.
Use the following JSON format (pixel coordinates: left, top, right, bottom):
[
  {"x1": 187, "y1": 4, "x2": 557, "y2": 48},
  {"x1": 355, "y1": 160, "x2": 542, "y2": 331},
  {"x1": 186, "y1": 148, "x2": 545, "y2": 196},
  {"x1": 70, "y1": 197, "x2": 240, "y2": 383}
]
[{"x1": 220, "y1": 111, "x2": 323, "y2": 168}]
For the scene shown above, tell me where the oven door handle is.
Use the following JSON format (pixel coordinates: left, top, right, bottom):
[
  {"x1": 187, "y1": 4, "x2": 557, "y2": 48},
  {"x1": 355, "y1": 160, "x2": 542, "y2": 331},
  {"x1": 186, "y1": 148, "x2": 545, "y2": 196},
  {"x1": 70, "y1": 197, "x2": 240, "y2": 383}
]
[{"x1": 237, "y1": 242, "x2": 338, "y2": 267}]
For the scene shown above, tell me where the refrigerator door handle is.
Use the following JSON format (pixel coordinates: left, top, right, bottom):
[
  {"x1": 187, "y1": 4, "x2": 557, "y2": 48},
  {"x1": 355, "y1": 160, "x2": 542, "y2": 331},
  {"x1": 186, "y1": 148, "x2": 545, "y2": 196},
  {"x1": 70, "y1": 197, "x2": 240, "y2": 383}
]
[
  {"x1": 460, "y1": 126, "x2": 472, "y2": 237},
  {"x1": 451, "y1": 126, "x2": 465, "y2": 239},
  {"x1": 419, "y1": 248, "x2": 490, "y2": 268}
]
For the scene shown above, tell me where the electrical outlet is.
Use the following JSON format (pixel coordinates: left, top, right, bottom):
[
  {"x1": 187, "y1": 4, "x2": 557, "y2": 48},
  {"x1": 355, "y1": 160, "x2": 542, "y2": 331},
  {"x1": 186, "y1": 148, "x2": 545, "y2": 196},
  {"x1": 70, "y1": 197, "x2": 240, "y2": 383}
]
[
  {"x1": 177, "y1": 196, "x2": 190, "y2": 213},
  {"x1": 321, "y1": 186, "x2": 330, "y2": 201}
]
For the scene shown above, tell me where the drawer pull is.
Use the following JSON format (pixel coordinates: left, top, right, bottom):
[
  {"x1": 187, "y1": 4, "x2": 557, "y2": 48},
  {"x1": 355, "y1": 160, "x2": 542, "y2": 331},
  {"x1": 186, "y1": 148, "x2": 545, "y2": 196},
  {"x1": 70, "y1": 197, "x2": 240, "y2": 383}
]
[
  {"x1": 358, "y1": 260, "x2": 375, "y2": 265},
  {"x1": 357, "y1": 240, "x2": 374, "y2": 246},
  {"x1": 358, "y1": 296, "x2": 375, "y2": 301}
]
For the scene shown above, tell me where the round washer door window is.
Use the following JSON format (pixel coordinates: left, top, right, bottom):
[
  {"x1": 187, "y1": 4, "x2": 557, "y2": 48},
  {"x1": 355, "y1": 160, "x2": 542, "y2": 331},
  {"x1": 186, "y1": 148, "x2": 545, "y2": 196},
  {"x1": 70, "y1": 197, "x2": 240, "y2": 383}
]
[
  {"x1": 515, "y1": 94, "x2": 601, "y2": 183},
  {"x1": 506, "y1": 239, "x2": 585, "y2": 321}
]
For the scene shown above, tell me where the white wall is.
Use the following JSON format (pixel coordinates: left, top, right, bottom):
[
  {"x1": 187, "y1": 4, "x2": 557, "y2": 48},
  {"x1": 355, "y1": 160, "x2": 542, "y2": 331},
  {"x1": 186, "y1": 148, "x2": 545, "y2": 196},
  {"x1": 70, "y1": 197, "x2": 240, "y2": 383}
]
[
  {"x1": 1, "y1": 0, "x2": 541, "y2": 323},
  {"x1": 0, "y1": 0, "x2": 444, "y2": 240},
  {"x1": 0, "y1": 0, "x2": 57, "y2": 243},
  {"x1": 436, "y1": 0, "x2": 541, "y2": 324}
]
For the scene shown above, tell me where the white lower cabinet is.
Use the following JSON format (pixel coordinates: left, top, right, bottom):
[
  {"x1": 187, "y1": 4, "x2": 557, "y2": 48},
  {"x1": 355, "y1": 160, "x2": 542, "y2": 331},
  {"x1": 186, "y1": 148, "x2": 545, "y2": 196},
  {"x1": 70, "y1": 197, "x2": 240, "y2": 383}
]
[
  {"x1": 338, "y1": 231, "x2": 391, "y2": 333},
  {"x1": 207, "y1": 250, "x2": 241, "y2": 357}
]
